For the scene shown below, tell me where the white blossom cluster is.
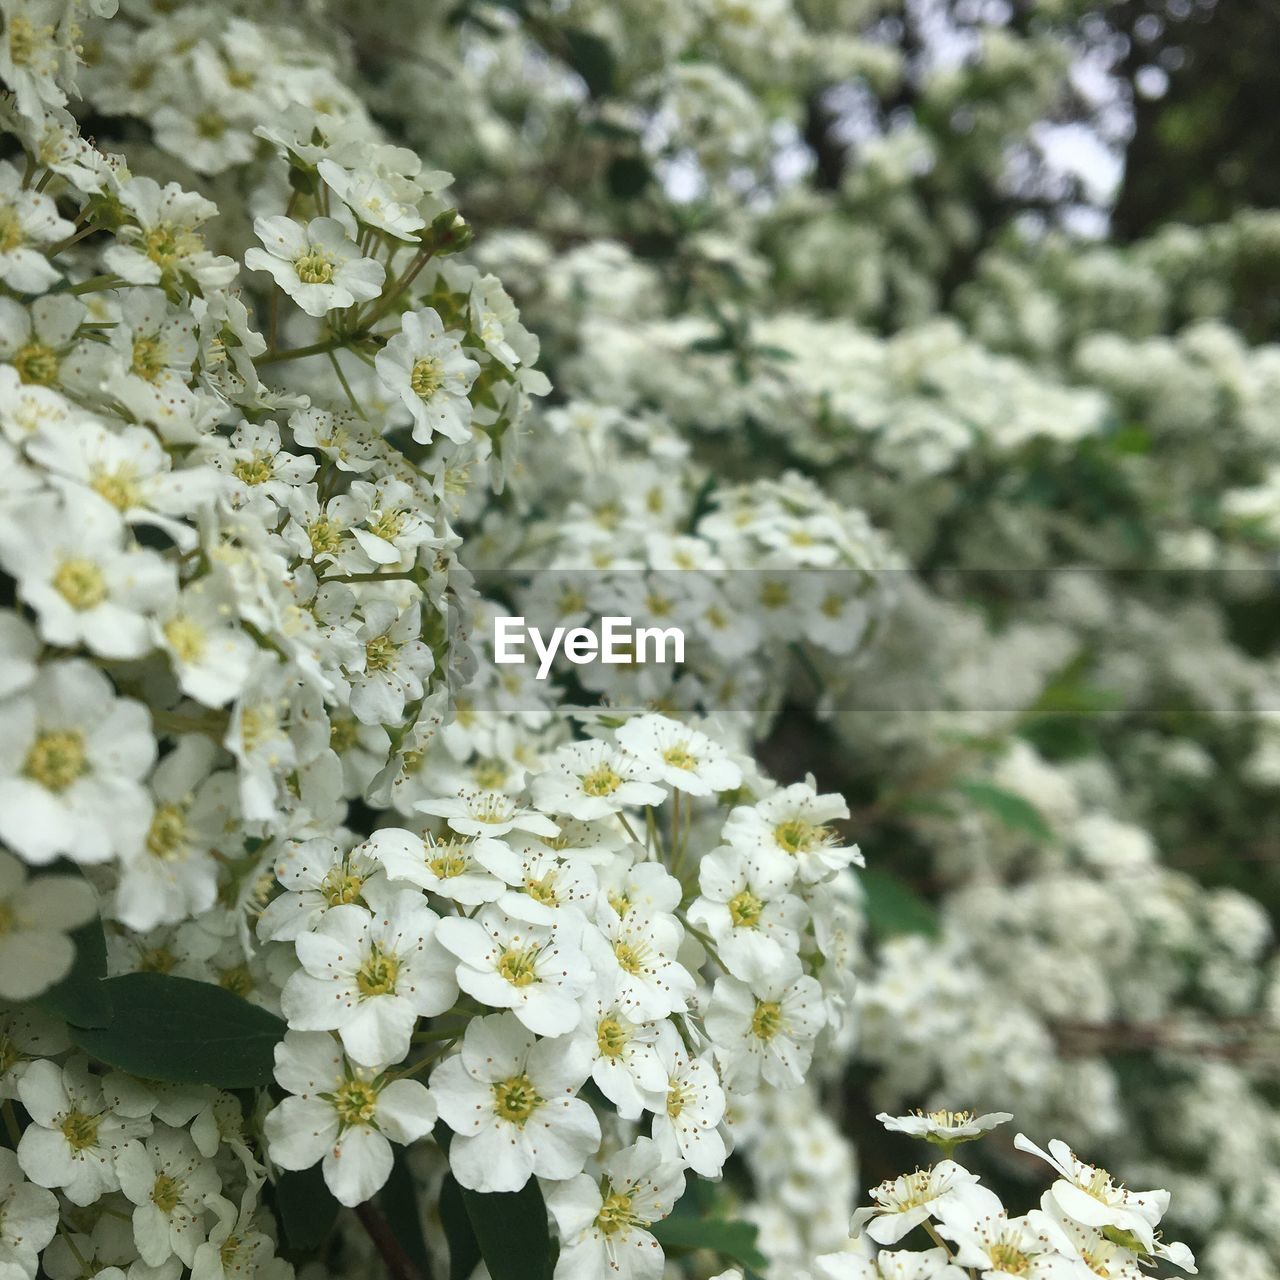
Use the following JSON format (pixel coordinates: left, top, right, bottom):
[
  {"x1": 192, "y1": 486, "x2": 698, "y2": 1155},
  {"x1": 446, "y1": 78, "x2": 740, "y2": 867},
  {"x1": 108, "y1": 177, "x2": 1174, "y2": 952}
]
[{"x1": 1, "y1": 2, "x2": 1276, "y2": 1280}]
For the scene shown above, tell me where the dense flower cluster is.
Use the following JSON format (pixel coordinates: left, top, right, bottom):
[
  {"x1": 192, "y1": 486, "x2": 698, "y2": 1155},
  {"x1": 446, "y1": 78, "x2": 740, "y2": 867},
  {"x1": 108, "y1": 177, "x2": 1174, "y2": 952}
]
[{"x1": 0, "y1": 2, "x2": 1275, "y2": 1280}]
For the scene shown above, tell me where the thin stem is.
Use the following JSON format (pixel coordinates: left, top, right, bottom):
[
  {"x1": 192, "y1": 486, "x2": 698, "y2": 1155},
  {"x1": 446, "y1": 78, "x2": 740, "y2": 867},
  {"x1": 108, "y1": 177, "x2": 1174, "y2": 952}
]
[
  {"x1": 617, "y1": 811, "x2": 640, "y2": 844},
  {"x1": 327, "y1": 348, "x2": 367, "y2": 420},
  {"x1": 255, "y1": 335, "x2": 349, "y2": 367},
  {"x1": 353, "y1": 1201, "x2": 429, "y2": 1280},
  {"x1": 67, "y1": 274, "x2": 124, "y2": 295}
]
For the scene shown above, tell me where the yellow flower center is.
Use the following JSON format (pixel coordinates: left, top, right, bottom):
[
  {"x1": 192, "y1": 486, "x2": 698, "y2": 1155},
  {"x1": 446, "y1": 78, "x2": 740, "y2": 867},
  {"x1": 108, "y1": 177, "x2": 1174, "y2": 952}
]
[
  {"x1": 218, "y1": 965, "x2": 254, "y2": 998},
  {"x1": 498, "y1": 946, "x2": 541, "y2": 987},
  {"x1": 139, "y1": 946, "x2": 177, "y2": 973},
  {"x1": 355, "y1": 946, "x2": 399, "y2": 997},
  {"x1": 582, "y1": 764, "x2": 622, "y2": 797},
  {"x1": 525, "y1": 874, "x2": 559, "y2": 906},
  {"x1": 728, "y1": 889, "x2": 764, "y2": 928},
  {"x1": 293, "y1": 249, "x2": 335, "y2": 285},
  {"x1": 987, "y1": 1241, "x2": 1031, "y2": 1275},
  {"x1": 595, "y1": 1190, "x2": 637, "y2": 1236},
  {"x1": 53, "y1": 558, "x2": 107, "y2": 610},
  {"x1": 23, "y1": 730, "x2": 87, "y2": 792},
  {"x1": 232, "y1": 454, "x2": 273, "y2": 486},
  {"x1": 151, "y1": 1172, "x2": 185, "y2": 1215},
  {"x1": 61, "y1": 1110, "x2": 100, "y2": 1151},
  {"x1": 608, "y1": 891, "x2": 631, "y2": 917},
  {"x1": 146, "y1": 803, "x2": 189, "y2": 861},
  {"x1": 91, "y1": 464, "x2": 141, "y2": 511},
  {"x1": 492, "y1": 1074, "x2": 541, "y2": 1125},
  {"x1": 661, "y1": 743, "x2": 698, "y2": 770},
  {"x1": 0, "y1": 204, "x2": 24, "y2": 254},
  {"x1": 308, "y1": 517, "x2": 343, "y2": 556},
  {"x1": 773, "y1": 817, "x2": 825, "y2": 855},
  {"x1": 144, "y1": 223, "x2": 204, "y2": 272},
  {"x1": 163, "y1": 616, "x2": 207, "y2": 663},
  {"x1": 131, "y1": 334, "x2": 167, "y2": 381},
  {"x1": 7, "y1": 17, "x2": 49, "y2": 68},
  {"x1": 329, "y1": 716, "x2": 360, "y2": 753},
  {"x1": 321, "y1": 866, "x2": 364, "y2": 906},
  {"x1": 195, "y1": 111, "x2": 227, "y2": 140},
  {"x1": 14, "y1": 341, "x2": 60, "y2": 386},
  {"x1": 750, "y1": 1000, "x2": 783, "y2": 1041},
  {"x1": 369, "y1": 509, "x2": 405, "y2": 541},
  {"x1": 409, "y1": 357, "x2": 444, "y2": 400},
  {"x1": 365, "y1": 633, "x2": 396, "y2": 673},
  {"x1": 666, "y1": 1079, "x2": 691, "y2": 1119},
  {"x1": 613, "y1": 940, "x2": 647, "y2": 975},
  {"x1": 426, "y1": 846, "x2": 469, "y2": 879},
  {"x1": 332, "y1": 1079, "x2": 379, "y2": 1127},
  {"x1": 596, "y1": 1017, "x2": 629, "y2": 1059}
]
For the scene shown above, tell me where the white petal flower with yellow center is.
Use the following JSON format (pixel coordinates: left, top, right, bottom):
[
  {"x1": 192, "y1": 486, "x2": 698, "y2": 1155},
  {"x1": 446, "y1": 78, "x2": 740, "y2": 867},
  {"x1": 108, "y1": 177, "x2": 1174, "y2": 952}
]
[
  {"x1": 546, "y1": 1137, "x2": 685, "y2": 1280},
  {"x1": 16, "y1": 1057, "x2": 150, "y2": 1206},
  {"x1": 257, "y1": 838, "x2": 389, "y2": 943},
  {"x1": 0, "y1": 658, "x2": 155, "y2": 865},
  {"x1": 0, "y1": 850, "x2": 97, "y2": 1000},
  {"x1": 436, "y1": 906, "x2": 591, "y2": 1036},
  {"x1": 431, "y1": 1012, "x2": 600, "y2": 1194},
  {"x1": 280, "y1": 892, "x2": 458, "y2": 1069},
  {"x1": 646, "y1": 1030, "x2": 726, "y2": 1178},
  {"x1": 245, "y1": 214, "x2": 384, "y2": 318},
  {"x1": 722, "y1": 779, "x2": 862, "y2": 887},
  {"x1": 365, "y1": 826, "x2": 523, "y2": 906},
  {"x1": 704, "y1": 950, "x2": 825, "y2": 1091},
  {"x1": 0, "y1": 159, "x2": 72, "y2": 293},
  {"x1": 566, "y1": 980, "x2": 665, "y2": 1121},
  {"x1": 0, "y1": 1146, "x2": 58, "y2": 1280},
  {"x1": 374, "y1": 307, "x2": 479, "y2": 445},
  {"x1": 850, "y1": 1160, "x2": 980, "y2": 1246},
  {"x1": 532, "y1": 740, "x2": 665, "y2": 822},
  {"x1": 264, "y1": 1031, "x2": 436, "y2": 1207},
  {"x1": 614, "y1": 713, "x2": 743, "y2": 797},
  {"x1": 115, "y1": 1125, "x2": 221, "y2": 1267}
]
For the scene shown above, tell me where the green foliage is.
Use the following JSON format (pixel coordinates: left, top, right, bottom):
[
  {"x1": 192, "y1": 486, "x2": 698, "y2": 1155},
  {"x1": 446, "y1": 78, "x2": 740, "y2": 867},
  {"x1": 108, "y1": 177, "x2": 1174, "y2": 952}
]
[
  {"x1": 69, "y1": 973, "x2": 285, "y2": 1087},
  {"x1": 860, "y1": 868, "x2": 941, "y2": 939},
  {"x1": 954, "y1": 780, "x2": 1053, "y2": 840},
  {"x1": 33, "y1": 912, "x2": 111, "y2": 1028}
]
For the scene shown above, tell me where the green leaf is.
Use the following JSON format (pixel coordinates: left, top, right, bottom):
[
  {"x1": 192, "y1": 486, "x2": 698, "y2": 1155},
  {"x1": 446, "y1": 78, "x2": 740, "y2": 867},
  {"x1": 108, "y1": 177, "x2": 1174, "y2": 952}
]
[
  {"x1": 460, "y1": 1178, "x2": 553, "y2": 1280},
  {"x1": 381, "y1": 1149, "x2": 432, "y2": 1276},
  {"x1": 562, "y1": 29, "x2": 615, "y2": 97},
  {"x1": 860, "y1": 869, "x2": 940, "y2": 939},
  {"x1": 439, "y1": 1174, "x2": 482, "y2": 1280},
  {"x1": 651, "y1": 1210, "x2": 768, "y2": 1273},
  {"x1": 955, "y1": 780, "x2": 1053, "y2": 840},
  {"x1": 69, "y1": 973, "x2": 285, "y2": 1087},
  {"x1": 606, "y1": 154, "x2": 651, "y2": 199},
  {"x1": 274, "y1": 1165, "x2": 339, "y2": 1251},
  {"x1": 34, "y1": 912, "x2": 111, "y2": 1028}
]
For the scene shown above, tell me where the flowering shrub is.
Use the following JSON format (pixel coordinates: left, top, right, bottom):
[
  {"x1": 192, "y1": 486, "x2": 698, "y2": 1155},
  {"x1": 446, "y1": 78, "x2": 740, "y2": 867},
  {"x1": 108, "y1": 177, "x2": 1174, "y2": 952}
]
[{"x1": 0, "y1": 2, "x2": 1276, "y2": 1280}]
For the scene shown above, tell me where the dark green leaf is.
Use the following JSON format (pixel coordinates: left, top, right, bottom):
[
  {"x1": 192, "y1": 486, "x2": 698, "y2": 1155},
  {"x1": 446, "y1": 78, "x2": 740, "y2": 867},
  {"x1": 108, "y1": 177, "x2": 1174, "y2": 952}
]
[
  {"x1": 275, "y1": 1165, "x2": 339, "y2": 1251},
  {"x1": 651, "y1": 1211, "x2": 768, "y2": 1273},
  {"x1": 860, "y1": 869, "x2": 940, "y2": 939},
  {"x1": 381, "y1": 1149, "x2": 432, "y2": 1276},
  {"x1": 563, "y1": 29, "x2": 615, "y2": 97},
  {"x1": 69, "y1": 973, "x2": 285, "y2": 1087},
  {"x1": 34, "y1": 912, "x2": 110, "y2": 1028},
  {"x1": 606, "y1": 155, "x2": 651, "y2": 199},
  {"x1": 439, "y1": 1174, "x2": 481, "y2": 1280},
  {"x1": 955, "y1": 781, "x2": 1053, "y2": 840}
]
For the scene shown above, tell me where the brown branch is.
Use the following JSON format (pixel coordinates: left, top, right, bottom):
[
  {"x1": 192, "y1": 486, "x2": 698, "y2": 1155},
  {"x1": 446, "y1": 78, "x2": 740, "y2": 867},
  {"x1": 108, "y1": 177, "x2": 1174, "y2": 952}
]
[{"x1": 354, "y1": 1201, "x2": 427, "y2": 1280}]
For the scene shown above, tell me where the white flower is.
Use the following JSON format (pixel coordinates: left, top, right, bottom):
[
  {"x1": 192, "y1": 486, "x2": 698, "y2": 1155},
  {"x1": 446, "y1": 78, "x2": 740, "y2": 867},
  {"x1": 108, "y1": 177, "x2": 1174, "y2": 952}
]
[
  {"x1": 365, "y1": 827, "x2": 522, "y2": 906},
  {"x1": 851, "y1": 1161, "x2": 981, "y2": 1246},
  {"x1": 586, "y1": 908, "x2": 695, "y2": 1021},
  {"x1": 115, "y1": 1125, "x2": 221, "y2": 1267},
  {"x1": 417, "y1": 790, "x2": 559, "y2": 839},
  {"x1": 0, "y1": 493, "x2": 176, "y2": 659},
  {"x1": 0, "y1": 658, "x2": 154, "y2": 865},
  {"x1": 281, "y1": 892, "x2": 458, "y2": 1068},
  {"x1": 722, "y1": 780, "x2": 862, "y2": 886},
  {"x1": 264, "y1": 1030, "x2": 436, "y2": 1207},
  {"x1": 318, "y1": 159, "x2": 427, "y2": 240},
  {"x1": 245, "y1": 215, "x2": 384, "y2": 318},
  {"x1": 647, "y1": 1032, "x2": 726, "y2": 1178},
  {"x1": 103, "y1": 178, "x2": 237, "y2": 292},
  {"x1": 436, "y1": 906, "x2": 591, "y2": 1036},
  {"x1": 374, "y1": 308, "x2": 479, "y2": 444},
  {"x1": 155, "y1": 576, "x2": 258, "y2": 708},
  {"x1": 687, "y1": 844, "x2": 806, "y2": 973},
  {"x1": 566, "y1": 980, "x2": 665, "y2": 1121},
  {"x1": 878, "y1": 1109, "x2": 1014, "y2": 1146},
  {"x1": 0, "y1": 160, "x2": 72, "y2": 292},
  {"x1": 546, "y1": 1137, "x2": 684, "y2": 1280},
  {"x1": 1013, "y1": 1134, "x2": 1169, "y2": 1253},
  {"x1": 432, "y1": 1012, "x2": 600, "y2": 1193},
  {"x1": 0, "y1": 850, "x2": 97, "y2": 1000},
  {"x1": 614, "y1": 714, "x2": 742, "y2": 796},
  {"x1": 0, "y1": 1146, "x2": 58, "y2": 1280},
  {"x1": 532, "y1": 740, "x2": 665, "y2": 821},
  {"x1": 814, "y1": 1249, "x2": 968, "y2": 1279},
  {"x1": 704, "y1": 950, "x2": 825, "y2": 1090},
  {"x1": 17, "y1": 1057, "x2": 149, "y2": 1206},
  {"x1": 348, "y1": 601, "x2": 435, "y2": 726},
  {"x1": 257, "y1": 838, "x2": 389, "y2": 942}
]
